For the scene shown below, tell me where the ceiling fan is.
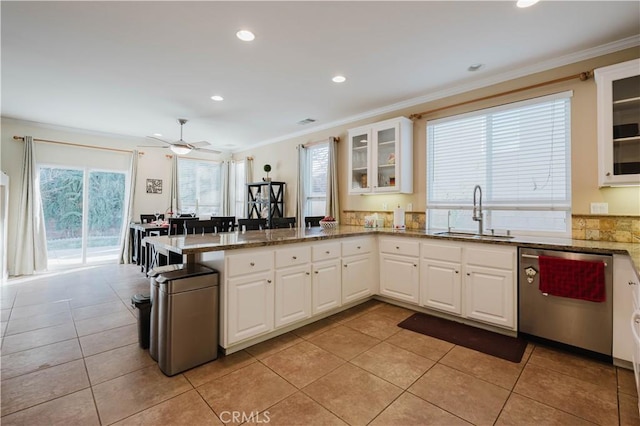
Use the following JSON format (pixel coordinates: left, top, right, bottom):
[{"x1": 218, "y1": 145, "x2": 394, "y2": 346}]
[{"x1": 142, "y1": 118, "x2": 220, "y2": 155}]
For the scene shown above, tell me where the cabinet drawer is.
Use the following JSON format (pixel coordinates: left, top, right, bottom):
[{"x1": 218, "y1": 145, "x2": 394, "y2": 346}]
[
  {"x1": 342, "y1": 238, "x2": 373, "y2": 257},
  {"x1": 379, "y1": 238, "x2": 419, "y2": 257},
  {"x1": 422, "y1": 242, "x2": 462, "y2": 263},
  {"x1": 227, "y1": 250, "x2": 274, "y2": 277},
  {"x1": 465, "y1": 246, "x2": 514, "y2": 270},
  {"x1": 276, "y1": 245, "x2": 311, "y2": 269},
  {"x1": 312, "y1": 242, "x2": 341, "y2": 262}
]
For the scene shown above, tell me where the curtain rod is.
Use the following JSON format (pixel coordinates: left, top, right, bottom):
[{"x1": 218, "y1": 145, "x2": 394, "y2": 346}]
[
  {"x1": 13, "y1": 135, "x2": 141, "y2": 154},
  {"x1": 409, "y1": 70, "x2": 593, "y2": 120},
  {"x1": 304, "y1": 136, "x2": 340, "y2": 148}
]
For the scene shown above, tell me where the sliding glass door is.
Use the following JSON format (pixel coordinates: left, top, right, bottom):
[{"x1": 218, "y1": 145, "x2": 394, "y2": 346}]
[{"x1": 39, "y1": 166, "x2": 126, "y2": 267}]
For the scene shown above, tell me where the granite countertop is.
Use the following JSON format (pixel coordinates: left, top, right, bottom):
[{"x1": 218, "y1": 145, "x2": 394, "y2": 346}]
[{"x1": 144, "y1": 225, "x2": 640, "y2": 276}]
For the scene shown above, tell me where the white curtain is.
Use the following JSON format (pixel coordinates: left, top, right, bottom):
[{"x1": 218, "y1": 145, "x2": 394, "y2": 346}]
[
  {"x1": 119, "y1": 150, "x2": 138, "y2": 264},
  {"x1": 170, "y1": 155, "x2": 179, "y2": 215},
  {"x1": 14, "y1": 136, "x2": 48, "y2": 275},
  {"x1": 326, "y1": 137, "x2": 340, "y2": 219},
  {"x1": 221, "y1": 160, "x2": 231, "y2": 215},
  {"x1": 295, "y1": 144, "x2": 307, "y2": 227}
]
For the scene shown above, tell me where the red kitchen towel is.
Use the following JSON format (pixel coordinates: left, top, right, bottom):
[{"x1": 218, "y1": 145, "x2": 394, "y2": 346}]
[{"x1": 538, "y1": 255, "x2": 606, "y2": 302}]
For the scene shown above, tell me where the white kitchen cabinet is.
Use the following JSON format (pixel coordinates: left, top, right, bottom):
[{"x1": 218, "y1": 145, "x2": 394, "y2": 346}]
[
  {"x1": 312, "y1": 259, "x2": 342, "y2": 315},
  {"x1": 341, "y1": 237, "x2": 377, "y2": 304},
  {"x1": 613, "y1": 254, "x2": 640, "y2": 363},
  {"x1": 595, "y1": 59, "x2": 640, "y2": 186},
  {"x1": 347, "y1": 116, "x2": 413, "y2": 194},
  {"x1": 227, "y1": 270, "x2": 274, "y2": 345},
  {"x1": 419, "y1": 240, "x2": 516, "y2": 330},
  {"x1": 420, "y1": 241, "x2": 463, "y2": 315},
  {"x1": 379, "y1": 237, "x2": 420, "y2": 304},
  {"x1": 275, "y1": 264, "x2": 311, "y2": 328}
]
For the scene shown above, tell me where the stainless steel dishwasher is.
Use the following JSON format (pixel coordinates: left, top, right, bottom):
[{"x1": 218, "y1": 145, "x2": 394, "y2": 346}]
[{"x1": 519, "y1": 247, "x2": 613, "y2": 358}]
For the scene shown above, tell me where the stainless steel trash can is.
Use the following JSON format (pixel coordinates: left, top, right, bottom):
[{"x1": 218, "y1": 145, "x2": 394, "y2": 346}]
[
  {"x1": 147, "y1": 264, "x2": 186, "y2": 361},
  {"x1": 157, "y1": 264, "x2": 219, "y2": 376}
]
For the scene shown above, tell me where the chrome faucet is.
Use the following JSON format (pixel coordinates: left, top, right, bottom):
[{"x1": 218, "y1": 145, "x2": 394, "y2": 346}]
[{"x1": 472, "y1": 185, "x2": 483, "y2": 235}]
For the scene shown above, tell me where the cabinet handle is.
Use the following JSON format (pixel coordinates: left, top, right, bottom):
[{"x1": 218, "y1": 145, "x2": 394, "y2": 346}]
[
  {"x1": 606, "y1": 172, "x2": 611, "y2": 176},
  {"x1": 306, "y1": 272, "x2": 310, "y2": 275},
  {"x1": 326, "y1": 251, "x2": 330, "y2": 254},
  {"x1": 413, "y1": 264, "x2": 417, "y2": 267},
  {"x1": 396, "y1": 246, "x2": 400, "y2": 250},
  {"x1": 314, "y1": 271, "x2": 319, "y2": 274},
  {"x1": 250, "y1": 262, "x2": 255, "y2": 266},
  {"x1": 629, "y1": 281, "x2": 638, "y2": 286},
  {"x1": 344, "y1": 264, "x2": 348, "y2": 268},
  {"x1": 466, "y1": 273, "x2": 470, "y2": 276},
  {"x1": 292, "y1": 256, "x2": 297, "y2": 260},
  {"x1": 267, "y1": 279, "x2": 272, "y2": 283},
  {"x1": 357, "y1": 246, "x2": 361, "y2": 249},
  {"x1": 455, "y1": 270, "x2": 459, "y2": 274}
]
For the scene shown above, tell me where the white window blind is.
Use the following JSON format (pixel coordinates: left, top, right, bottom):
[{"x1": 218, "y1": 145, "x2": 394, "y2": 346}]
[
  {"x1": 305, "y1": 143, "x2": 328, "y2": 216},
  {"x1": 427, "y1": 91, "x2": 572, "y2": 235},
  {"x1": 177, "y1": 158, "x2": 222, "y2": 216},
  {"x1": 231, "y1": 160, "x2": 246, "y2": 218}
]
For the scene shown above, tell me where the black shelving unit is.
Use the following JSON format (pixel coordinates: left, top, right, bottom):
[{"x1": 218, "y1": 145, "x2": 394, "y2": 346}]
[{"x1": 246, "y1": 181, "x2": 285, "y2": 227}]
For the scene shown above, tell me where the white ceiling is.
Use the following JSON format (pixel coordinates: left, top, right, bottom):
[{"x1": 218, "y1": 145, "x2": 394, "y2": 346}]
[{"x1": 2, "y1": 1, "x2": 639, "y2": 153}]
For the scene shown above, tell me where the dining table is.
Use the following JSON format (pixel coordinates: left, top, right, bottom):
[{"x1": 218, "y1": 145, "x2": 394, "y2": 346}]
[{"x1": 129, "y1": 221, "x2": 169, "y2": 272}]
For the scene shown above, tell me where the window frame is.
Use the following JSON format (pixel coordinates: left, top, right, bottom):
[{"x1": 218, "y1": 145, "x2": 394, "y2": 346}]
[
  {"x1": 177, "y1": 157, "x2": 223, "y2": 216},
  {"x1": 304, "y1": 142, "x2": 329, "y2": 217}
]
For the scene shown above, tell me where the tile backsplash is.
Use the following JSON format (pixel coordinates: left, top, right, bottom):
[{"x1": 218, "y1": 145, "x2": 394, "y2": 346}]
[{"x1": 343, "y1": 211, "x2": 640, "y2": 243}]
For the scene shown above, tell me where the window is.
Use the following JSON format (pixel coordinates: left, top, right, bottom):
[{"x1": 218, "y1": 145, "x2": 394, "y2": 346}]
[
  {"x1": 230, "y1": 160, "x2": 246, "y2": 218},
  {"x1": 427, "y1": 91, "x2": 572, "y2": 236},
  {"x1": 305, "y1": 143, "x2": 329, "y2": 216},
  {"x1": 178, "y1": 158, "x2": 222, "y2": 216}
]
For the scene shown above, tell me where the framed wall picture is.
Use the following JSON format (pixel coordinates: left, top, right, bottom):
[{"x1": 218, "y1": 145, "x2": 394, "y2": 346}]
[{"x1": 146, "y1": 179, "x2": 162, "y2": 194}]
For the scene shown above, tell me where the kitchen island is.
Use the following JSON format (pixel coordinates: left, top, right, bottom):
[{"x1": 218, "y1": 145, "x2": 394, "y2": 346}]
[{"x1": 144, "y1": 226, "x2": 640, "y2": 357}]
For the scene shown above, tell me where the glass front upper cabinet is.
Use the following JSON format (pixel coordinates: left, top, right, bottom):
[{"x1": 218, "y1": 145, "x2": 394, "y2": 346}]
[
  {"x1": 595, "y1": 59, "x2": 640, "y2": 187},
  {"x1": 347, "y1": 117, "x2": 413, "y2": 194}
]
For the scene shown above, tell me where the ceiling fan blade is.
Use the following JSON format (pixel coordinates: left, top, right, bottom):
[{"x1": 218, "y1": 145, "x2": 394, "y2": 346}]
[
  {"x1": 146, "y1": 136, "x2": 173, "y2": 146},
  {"x1": 196, "y1": 147, "x2": 222, "y2": 154},
  {"x1": 137, "y1": 145, "x2": 169, "y2": 148},
  {"x1": 190, "y1": 141, "x2": 211, "y2": 148}
]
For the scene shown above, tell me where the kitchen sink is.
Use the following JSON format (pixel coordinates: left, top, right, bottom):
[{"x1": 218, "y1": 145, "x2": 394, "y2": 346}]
[{"x1": 434, "y1": 231, "x2": 514, "y2": 240}]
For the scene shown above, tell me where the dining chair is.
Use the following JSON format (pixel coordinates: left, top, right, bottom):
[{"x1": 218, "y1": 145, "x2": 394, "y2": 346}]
[
  {"x1": 141, "y1": 214, "x2": 164, "y2": 223},
  {"x1": 212, "y1": 216, "x2": 236, "y2": 232},
  {"x1": 270, "y1": 217, "x2": 296, "y2": 229},
  {"x1": 168, "y1": 217, "x2": 198, "y2": 236},
  {"x1": 304, "y1": 216, "x2": 324, "y2": 228},
  {"x1": 238, "y1": 218, "x2": 267, "y2": 231},
  {"x1": 184, "y1": 219, "x2": 217, "y2": 235}
]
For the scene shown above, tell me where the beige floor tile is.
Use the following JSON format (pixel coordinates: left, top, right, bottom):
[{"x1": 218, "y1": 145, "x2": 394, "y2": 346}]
[
  {"x1": 92, "y1": 365, "x2": 193, "y2": 425},
  {"x1": 0, "y1": 322, "x2": 77, "y2": 355},
  {"x1": 408, "y1": 363, "x2": 509, "y2": 425},
  {"x1": 528, "y1": 345, "x2": 617, "y2": 390},
  {"x1": 291, "y1": 317, "x2": 339, "y2": 340},
  {"x1": 513, "y1": 363, "x2": 618, "y2": 425},
  {"x1": 619, "y1": 367, "x2": 639, "y2": 397},
  {"x1": 619, "y1": 392, "x2": 640, "y2": 426},
  {"x1": 69, "y1": 292, "x2": 122, "y2": 309},
  {"x1": 371, "y1": 303, "x2": 416, "y2": 322},
  {"x1": 249, "y1": 391, "x2": 347, "y2": 426},
  {"x1": 351, "y1": 341, "x2": 434, "y2": 389},
  {"x1": 0, "y1": 388, "x2": 100, "y2": 426},
  {"x1": 197, "y1": 362, "x2": 296, "y2": 422},
  {"x1": 9, "y1": 300, "x2": 70, "y2": 320},
  {"x1": 244, "y1": 332, "x2": 303, "y2": 360},
  {"x1": 495, "y1": 393, "x2": 593, "y2": 426},
  {"x1": 113, "y1": 389, "x2": 222, "y2": 426},
  {"x1": 370, "y1": 391, "x2": 470, "y2": 426},
  {"x1": 303, "y1": 363, "x2": 402, "y2": 426},
  {"x1": 1, "y1": 339, "x2": 83, "y2": 380},
  {"x1": 85, "y1": 342, "x2": 156, "y2": 385},
  {"x1": 438, "y1": 345, "x2": 525, "y2": 390},
  {"x1": 12, "y1": 289, "x2": 70, "y2": 308},
  {"x1": 74, "y1": 310, "x2": 136, "y2": 337},
  {"x1": 79, "y1": 323, "x2": 139, "y2": 357},
  {"x1": 309, "y1": 325, "x2": 380, "y2": 361},
  {"x1": 0, "y1": 359, "x2": 90, "y2": 416},
  {"x1": 343, "y1": 311, "x2": 402, "y2": 340},
  {"x1": 384, "y1": 328, "x2": 454, "y2": 361},
  {"x1": 261, "y1": 341, "x2": 345, "y2": 388},
  {"x1": 5, "y1": 310, "x2": 73, "y2": 336},
  {"x1": 72, "y1": 300, "x2": 130, "y2": 321},
  {"x1": 328, "y1": 299, "x2": 383, "y2": 324},
  {"x1": 184, "y1": 350, "x2": 256, "y2": 388}
]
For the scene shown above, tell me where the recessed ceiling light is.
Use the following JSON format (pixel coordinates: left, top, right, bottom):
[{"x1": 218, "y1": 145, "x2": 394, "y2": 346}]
[
  {"x1": 236, "y1": 30, "x2": 255, "y2": 41},
  {"x1": 211, "y1": 95, "x2": 224, "y2": 101},
  {"x1": 516, "y1": 0, "x2": 540, "y2": 8},
  {"x1": 332, "y1": 75, "x2": 346, "y2": 83},
  {"x1": 467, "y1": 63, "x2": 484, "y2": 72}
]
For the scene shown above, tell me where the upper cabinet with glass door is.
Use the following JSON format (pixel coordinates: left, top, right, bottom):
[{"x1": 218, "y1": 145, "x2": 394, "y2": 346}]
[
  {"x1": 595, "y1": 59, "x2": 640, "y2": 187},
  {"x1": 348, "y1": 117, "x2": 413, "y2": 194}
]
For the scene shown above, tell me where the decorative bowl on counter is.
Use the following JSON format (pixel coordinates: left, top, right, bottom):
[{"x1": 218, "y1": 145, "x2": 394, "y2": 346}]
[{"x1": 319, "y1": 220, "x2": 338, "y2": 229}]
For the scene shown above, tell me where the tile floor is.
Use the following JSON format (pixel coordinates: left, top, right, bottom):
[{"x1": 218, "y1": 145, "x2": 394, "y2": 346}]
[{"x1": 1, "y1": 263, "x2": 638, "y2": 425}]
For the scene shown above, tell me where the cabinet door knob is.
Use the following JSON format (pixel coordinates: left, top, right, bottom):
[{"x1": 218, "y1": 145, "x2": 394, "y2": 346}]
[
  {"x1": 292, "y1": 256, "x2": 297, "y2": 260},
  {"x1": 413, "y1": 264, "x2": 417, "y2": 267},
  {"x1": 267, "y1": 279, "x2": 272, "y2": 283},
  {"x1": 630, "y1": 281, "x2": 638, "y2": 286},
  {"x1": 314, "y1": 271, "x2": 319, "y2": 274},
  {"x1": 606, "y1": 172, "x2": 611, "y2": 176},
  {"x1": 357, "y1": 246, "x2": 361, "y2": 249},
  {"x1": 250, "y1": 262, "x2": 255, "y2": 266},
  {"x1": 455, "y1": 270, "x2": 459, "y2": 274},
  {"x1": 344, "y1": 264, "x2": 348, "y2": 268},
  {"x1": 396, "y1": 246, "x2": 400, "y2": 250},
  {"x1": 306, "y1": 272, "x2": 310, "y2": 275},
  {"x1": 326, "y1": 251, "x2": 330, "y2": 254},
  {"x1": 466, "y1": 273, "x2": 470, "y2": 276}
]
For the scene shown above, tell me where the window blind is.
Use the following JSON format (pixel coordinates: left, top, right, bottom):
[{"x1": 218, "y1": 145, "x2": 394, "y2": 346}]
[
  {"x1": 306, "y1": 143, "x2": 328, "y2": 216},
  {"x1": 427, "y1": 91, "x2": 572, "y2": 234},
  {"x1": 177, "y1": 158, "x2": 222, "y2": 215}
]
